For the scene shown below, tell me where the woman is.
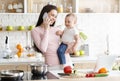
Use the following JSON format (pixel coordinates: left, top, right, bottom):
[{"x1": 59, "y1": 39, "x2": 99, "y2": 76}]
[{"x1": 31, "y1": 4, "x2": 73, "y2": 68}]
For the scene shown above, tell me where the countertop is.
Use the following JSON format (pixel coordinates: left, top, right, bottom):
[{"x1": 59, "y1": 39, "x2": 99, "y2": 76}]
[
  {"x1": 0, "y1": 57, "x2": 44, "y2": 65},
  {"x1": 48, "y1": 69, "x2": 120, "y2": 81},
  {"x1": 0, "y1": 56, "x2": 120, "y2": 81},
  {"x1": 0, "y1": 56, "x2": 120, "y2": 65},
  {"x1": 23, "y1": 69, "x2": 120, "y2": 81}
]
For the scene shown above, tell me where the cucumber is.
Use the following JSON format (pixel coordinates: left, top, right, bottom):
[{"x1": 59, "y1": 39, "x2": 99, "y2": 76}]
[{"x1": 95, "y1": 73, "x2": 108, "y2": 77}]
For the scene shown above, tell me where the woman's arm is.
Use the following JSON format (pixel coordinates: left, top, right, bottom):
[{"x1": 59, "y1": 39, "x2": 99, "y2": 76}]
[
  {"x1": 31, "y1": 29, "x2": 49, "y2": 53},
  {"x1": 73, "y1": 34, "x2": 80, "y2": 53}
]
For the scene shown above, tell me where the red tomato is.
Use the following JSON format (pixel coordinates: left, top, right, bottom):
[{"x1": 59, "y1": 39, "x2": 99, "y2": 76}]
[
  {"x1": 85, "y1": 73, "x2": 95, "y2": 78},
  {"x1": 64, "y1": 66, "x2": 72, "y2": 74}
]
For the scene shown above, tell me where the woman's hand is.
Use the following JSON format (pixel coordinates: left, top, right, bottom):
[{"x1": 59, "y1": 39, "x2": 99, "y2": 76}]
[
  {"x1": 56, "y1": 30, "x2": 63, "y2": 36},
  {"x1": 43, "y1": 16, "x2": 51, "y2": 30},
  {"x1": 65, "y1": 42, "x2": 74, "y2": 54}
]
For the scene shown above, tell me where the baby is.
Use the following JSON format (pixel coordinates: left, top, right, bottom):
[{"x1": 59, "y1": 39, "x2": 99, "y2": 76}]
[{"x1": 56, "y1": 13, "x2": 80, "y2": 64}]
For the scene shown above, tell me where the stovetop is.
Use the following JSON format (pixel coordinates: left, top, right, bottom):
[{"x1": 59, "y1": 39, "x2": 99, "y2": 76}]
[
  {"x1": 24, "y1": 71, "x2": 59, "y2": 80},
  {"x1": 0, "y1": 71, "x2": 59, "y2": 81}
]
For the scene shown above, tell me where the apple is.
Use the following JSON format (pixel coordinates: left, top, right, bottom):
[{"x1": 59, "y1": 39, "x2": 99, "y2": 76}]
[
  {"x1": 64, "y1": 66, "x2": 72, "y2": 74},
  {"x1": 74, "y1": 51, "x2": 80, "y2": 56},
  {"x1": 6, "y1": 26, "x2": 13, "y2": 31},
  {"x1": 79, "y1": 50, "x2": 85, "y2": 56},
  {"x1": 28, "y1": 25, "x2": 35, "y2": 30},
  {"x1": 18, "y1": 26, "x2": 25, "y2": 31}
]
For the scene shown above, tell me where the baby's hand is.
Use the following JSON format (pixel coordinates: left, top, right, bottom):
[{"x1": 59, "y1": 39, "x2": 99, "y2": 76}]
[{"x1": 56, "y1": 30, "x2": 63, "y2": 36}]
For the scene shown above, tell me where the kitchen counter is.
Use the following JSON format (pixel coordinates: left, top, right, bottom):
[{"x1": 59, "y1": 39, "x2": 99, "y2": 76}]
[
  {"x1": 22, "y1": 69, "x2": 120, "y2": 81},
  {"x1": 0, "y1": 56, "x2": 120, "y2": 81},
  {"x1": 24, "y1": 77, "x2": 120, "y2": 81},
  {"x1": 48, "y1": 69, "x2": 120, "y2": 81},
  {"x1": 0, "y1": 57, "x2": 44, "y2": 65},
  {"x1": 0, "y1": 56, "x2": 96, "y2": 65},
  {"x1": 0, "y1": 55, "x2": 120, "y2": 64}
]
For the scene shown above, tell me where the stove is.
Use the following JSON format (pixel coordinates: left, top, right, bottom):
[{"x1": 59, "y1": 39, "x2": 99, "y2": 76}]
[
  {"x1": 24, "y1": 71, "x2": 59, "y2": 80},
  {"x1": 0, "y1": 71, "x2": 59, "y2": 81}
]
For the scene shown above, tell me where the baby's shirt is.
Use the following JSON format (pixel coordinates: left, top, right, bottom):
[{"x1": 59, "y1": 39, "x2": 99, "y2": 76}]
[{"x1": 61, "y1": 27, "x2": 79, "y2": 43}]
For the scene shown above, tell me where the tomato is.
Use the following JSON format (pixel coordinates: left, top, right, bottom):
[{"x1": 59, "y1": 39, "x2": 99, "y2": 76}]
[
  {"x1": 85, "y1": 73, "x2": 95, "y2": 78},
  {"x1": 63, "y1": 66, "x2": 72, "y2": 74}
]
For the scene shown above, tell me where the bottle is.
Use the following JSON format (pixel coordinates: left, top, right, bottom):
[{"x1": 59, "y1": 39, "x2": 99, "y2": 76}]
[
  {"x1": 81, "y1": 40, "x2": 89, "y2": 56},
  {"x1": 3, "y1": 36, "x2": 12, "y2": 59},
  {"x1": 57, "y1": 4, "x2": 63, "y2": 13}
]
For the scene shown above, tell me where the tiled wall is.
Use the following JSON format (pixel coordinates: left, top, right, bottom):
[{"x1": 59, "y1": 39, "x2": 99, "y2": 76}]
[
  {"x1": 0, "y1": 13, "x2": 39, "y2": 27},
  {"x1": 0, "y1": 13, "x2": 120, "y2": 57},
  {"x1": 0, "y1": 13, "x2": 39, "y2": 52}
]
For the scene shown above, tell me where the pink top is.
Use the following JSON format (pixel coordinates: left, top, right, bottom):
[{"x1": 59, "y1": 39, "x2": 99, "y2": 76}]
[{"x1": 31, "y1": 26, "x2": 72, "y2": 66}]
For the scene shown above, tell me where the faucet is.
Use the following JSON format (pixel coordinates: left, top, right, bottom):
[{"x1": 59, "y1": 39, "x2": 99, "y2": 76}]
[{"x1": 105, "y1": 34, "x2": 109, "y2": 55}]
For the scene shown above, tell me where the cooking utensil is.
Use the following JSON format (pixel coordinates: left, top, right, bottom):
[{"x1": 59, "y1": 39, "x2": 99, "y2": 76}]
[
  {"x1": 30, "y1": 63, "x2": 48, "y2": 76},
  {"x1": 0, "y1": 70, "x2": 24, "y2": 81}
]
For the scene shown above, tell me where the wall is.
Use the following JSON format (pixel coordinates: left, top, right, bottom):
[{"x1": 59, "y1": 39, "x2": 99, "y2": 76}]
[
  {"x1": 56, "y1": 13, "x2": 120, "y2": 56},
  {"x1": 0, "y1": 13, "x2": 39, "y2": 54},
  {"x1": 0, "y1": 13, "x2": 120, "y2": 57}
]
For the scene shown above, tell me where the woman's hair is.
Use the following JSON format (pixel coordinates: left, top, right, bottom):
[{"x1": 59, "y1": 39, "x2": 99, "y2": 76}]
[
  {"x1": 34, "y1": 4, "x2": 57, "y2": 52},
  {"x1": 36, "y1": 4, "x2": 57, "y2": 27}
]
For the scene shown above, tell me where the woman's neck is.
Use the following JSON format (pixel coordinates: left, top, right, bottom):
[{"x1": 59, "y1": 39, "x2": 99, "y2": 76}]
[{"x1": 40, "y1": 23, "x2": 44, "y2": 28}]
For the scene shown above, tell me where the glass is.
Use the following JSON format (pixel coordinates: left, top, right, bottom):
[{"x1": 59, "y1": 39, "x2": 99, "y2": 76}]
[
  {"x1": 25, "y1": 45, "x2": 35, "y2": 58},
  {"x1": 25, "y1": 45, "x2": 32, "y2": 54}
]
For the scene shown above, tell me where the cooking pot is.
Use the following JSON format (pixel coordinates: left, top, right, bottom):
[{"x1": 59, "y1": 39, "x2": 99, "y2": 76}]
[
  {"x1": 0, "y1": 70, "x2": 24, "y2": 81},
  {"x1": 30, "y1": 63, "x2": 48, "y2": 76}
]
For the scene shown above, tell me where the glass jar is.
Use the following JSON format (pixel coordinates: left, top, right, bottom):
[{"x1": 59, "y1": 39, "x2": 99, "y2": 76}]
[{"x1": 57, "y1": 4, "x2": 63, "y2": 13}]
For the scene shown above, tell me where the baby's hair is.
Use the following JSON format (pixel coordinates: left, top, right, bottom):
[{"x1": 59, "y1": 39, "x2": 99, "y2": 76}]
[{"x1": 65, "y1": 13, "x2": 77, "y2": 22}]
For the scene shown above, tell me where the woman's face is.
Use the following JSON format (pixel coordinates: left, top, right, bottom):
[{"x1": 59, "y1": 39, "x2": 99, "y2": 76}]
[{"x1": 47, "y1": 10, "x2": 57, "y2": 25}]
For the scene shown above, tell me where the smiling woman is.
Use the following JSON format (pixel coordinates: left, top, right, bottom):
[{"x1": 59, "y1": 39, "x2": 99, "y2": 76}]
[{"x1": 31, "y1": 4, "x2": 73, "y2": 67}]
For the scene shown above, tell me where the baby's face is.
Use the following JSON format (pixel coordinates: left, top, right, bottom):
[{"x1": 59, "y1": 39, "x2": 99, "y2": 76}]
[{"x1": 65, "y1": 16, "x2": 76, "y2": 28}]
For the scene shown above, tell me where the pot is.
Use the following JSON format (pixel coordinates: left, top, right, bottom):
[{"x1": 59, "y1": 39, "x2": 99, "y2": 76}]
[
  {"x1": 30, "y1": 63, "x2": 48, "y2": 76},
  {"x1": 0, "y1": 70, "x2": 24, "y2": 81}
]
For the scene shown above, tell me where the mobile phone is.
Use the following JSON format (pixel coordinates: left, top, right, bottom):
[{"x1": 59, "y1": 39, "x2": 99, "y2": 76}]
[{"x1": 43, "y1": 12, "x2": 48, "y2": 20}]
